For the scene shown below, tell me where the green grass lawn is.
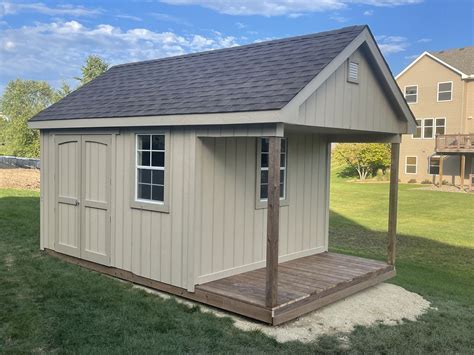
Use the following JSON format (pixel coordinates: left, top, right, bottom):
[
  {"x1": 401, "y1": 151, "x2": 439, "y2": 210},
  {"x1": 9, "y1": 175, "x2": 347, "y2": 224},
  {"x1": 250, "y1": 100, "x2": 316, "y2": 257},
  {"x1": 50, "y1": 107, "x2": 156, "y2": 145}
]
[{"x1": 1, "y1": 176, "x2": 473, "y2": 353}]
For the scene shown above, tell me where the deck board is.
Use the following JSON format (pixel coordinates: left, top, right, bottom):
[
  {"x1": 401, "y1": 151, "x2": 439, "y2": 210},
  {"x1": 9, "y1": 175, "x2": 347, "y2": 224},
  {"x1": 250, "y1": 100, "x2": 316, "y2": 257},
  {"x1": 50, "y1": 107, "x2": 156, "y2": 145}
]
[{"x1": 196, "y1": 252, "x2": 394, "y2": 313}]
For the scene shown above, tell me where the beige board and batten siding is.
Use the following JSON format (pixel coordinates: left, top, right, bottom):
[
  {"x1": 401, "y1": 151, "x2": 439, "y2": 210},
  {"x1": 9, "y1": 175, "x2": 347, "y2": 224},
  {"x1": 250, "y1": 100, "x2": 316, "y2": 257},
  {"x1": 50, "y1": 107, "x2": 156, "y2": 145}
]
[
  {"x1": 40, "y1": 128, "x2": 197, "y2": 290},
  {"x1": 40, "y1": 128, "x2": 329, "y2": 291},
  {"x1": 194, "y1": 133, "x2": 329, "y2": 284},
  {"x1": 296, "y1": 47, "x2": 406, "y2": 133}
]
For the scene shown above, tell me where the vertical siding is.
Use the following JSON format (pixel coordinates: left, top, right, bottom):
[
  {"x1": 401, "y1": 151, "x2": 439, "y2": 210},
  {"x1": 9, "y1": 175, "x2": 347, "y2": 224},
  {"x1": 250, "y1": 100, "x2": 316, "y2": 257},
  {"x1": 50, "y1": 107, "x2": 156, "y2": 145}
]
[
  {"x1": 42, "y1": 128, "x2": 329, "y2": 290},
  {"x1": 298, "y1": 47, "x2": 404, "y2": 133},
  {"x1": 112, "y1": 128, "x2": 196, "y2": 289},
  {"x1": 195, "y1": 133, "x2": 328, "y2": 283}
]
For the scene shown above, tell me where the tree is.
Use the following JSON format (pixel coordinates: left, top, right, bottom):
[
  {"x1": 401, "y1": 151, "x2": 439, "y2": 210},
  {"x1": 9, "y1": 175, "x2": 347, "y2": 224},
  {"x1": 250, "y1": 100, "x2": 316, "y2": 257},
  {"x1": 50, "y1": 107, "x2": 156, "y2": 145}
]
[
  {"x1": 0, "y1": 80, "x2": 59, "y2": 157},
  {"x1": 75, "y1": 55, "x2": 109, "y2": 85},
  {"x1": 333, "y1": 143, "x2": 391, "y2": 180}
]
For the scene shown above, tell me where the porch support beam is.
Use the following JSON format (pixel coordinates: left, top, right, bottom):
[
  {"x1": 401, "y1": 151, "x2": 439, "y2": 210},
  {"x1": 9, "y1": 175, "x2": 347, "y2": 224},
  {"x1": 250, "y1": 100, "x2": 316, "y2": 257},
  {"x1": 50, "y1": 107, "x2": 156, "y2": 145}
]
[
  {"x1": 460, "y1": 154, "x2": 465, "y2": 190},
  {"x1": 265, "y1": 136, "x2": 281, "y2": 308},
  {"x1": 439, "y1": 156, "x2": 444, "y2": 187},
  {"x1": 388, "y1": 142, "x2": 400, "y2": 266}
]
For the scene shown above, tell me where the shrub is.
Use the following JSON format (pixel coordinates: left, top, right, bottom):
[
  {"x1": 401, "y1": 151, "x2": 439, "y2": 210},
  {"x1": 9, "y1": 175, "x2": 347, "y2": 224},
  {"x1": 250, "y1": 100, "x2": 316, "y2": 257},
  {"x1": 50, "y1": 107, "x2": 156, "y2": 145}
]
[
  {"x1": 442, "y1": 180, "x2": 450, "y2": 186},
  {"x1": 408, "y1": 179, "x2": 417, "y2": 184},
  {"x1": 421, "y1": 179, "x2": 432, "y2": 185}
]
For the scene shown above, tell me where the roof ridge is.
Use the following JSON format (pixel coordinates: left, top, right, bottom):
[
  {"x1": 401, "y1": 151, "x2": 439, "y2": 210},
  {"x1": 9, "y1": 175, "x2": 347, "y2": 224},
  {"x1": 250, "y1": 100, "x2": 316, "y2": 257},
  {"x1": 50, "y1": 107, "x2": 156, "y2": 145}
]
[
  {"x1": 111, "y1": 25, "x2": 366, "y2": 70},
  {"x1": 430, "y1": 45, "x2": 474, "y2": 54}
]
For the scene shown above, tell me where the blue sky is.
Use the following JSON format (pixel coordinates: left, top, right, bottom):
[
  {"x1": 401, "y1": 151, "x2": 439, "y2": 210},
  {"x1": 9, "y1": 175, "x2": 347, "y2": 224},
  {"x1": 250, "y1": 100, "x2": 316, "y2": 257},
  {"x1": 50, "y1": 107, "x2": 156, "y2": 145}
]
[{"x1": 0, "y1": 0, "x2": 472, "y2": 93}]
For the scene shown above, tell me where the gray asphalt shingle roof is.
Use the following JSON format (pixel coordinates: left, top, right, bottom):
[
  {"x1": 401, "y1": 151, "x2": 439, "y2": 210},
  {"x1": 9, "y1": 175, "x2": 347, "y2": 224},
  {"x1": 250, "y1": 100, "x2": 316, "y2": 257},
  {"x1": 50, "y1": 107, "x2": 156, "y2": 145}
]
[
  {"x1": 30, "y1": 25, "x2": 366, "y2": 122},
  {"x1": 430, "y1": 46, "x2": 474, "y2": 76}
]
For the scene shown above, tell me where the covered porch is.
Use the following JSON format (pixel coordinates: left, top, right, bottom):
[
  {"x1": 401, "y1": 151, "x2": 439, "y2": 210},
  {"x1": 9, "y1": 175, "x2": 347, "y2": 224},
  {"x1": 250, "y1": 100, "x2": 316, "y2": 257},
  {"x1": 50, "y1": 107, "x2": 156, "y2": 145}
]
[
  {"x1": 197, "y1": 252, "x2": 395, "y2": 325},
  {"x1": 193, "y1": 130, "x2": 402, "y2": 325}
]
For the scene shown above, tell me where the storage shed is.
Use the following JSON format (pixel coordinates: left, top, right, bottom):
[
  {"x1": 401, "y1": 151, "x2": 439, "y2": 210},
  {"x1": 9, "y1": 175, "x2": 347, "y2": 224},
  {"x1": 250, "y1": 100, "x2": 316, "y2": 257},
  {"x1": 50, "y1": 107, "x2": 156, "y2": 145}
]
[{"x1": 29, "y1": 25, "x2": 416, "y2": 325}]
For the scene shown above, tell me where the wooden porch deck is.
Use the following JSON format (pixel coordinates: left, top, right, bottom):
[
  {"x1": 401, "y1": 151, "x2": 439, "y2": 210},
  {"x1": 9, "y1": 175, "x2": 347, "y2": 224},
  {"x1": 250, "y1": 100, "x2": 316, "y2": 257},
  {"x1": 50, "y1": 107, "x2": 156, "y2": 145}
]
[
  {"x1": 46, "y1": 249, "x2": 395, "y2": 326},
  {"x1": 196, "y1": 252, "x2": 395, "y2": 325}
]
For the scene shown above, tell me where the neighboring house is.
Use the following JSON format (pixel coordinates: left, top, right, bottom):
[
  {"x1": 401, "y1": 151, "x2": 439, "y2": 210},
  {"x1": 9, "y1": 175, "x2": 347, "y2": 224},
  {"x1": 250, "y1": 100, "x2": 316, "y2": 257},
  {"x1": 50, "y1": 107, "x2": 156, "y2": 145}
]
[
  {"x1": 396, "y1": 47, "x2": 474, "y2": 189},
  {"x1": 28, "y1": 25, "x2": 415, "y2": 325}
]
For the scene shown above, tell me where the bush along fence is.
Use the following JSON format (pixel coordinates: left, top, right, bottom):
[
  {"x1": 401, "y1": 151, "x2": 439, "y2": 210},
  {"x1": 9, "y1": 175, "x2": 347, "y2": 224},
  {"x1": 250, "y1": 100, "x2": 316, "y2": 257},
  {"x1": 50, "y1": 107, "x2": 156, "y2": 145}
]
[{"x1": 0, "y1": 156, "x2": 40, "y2": 169}]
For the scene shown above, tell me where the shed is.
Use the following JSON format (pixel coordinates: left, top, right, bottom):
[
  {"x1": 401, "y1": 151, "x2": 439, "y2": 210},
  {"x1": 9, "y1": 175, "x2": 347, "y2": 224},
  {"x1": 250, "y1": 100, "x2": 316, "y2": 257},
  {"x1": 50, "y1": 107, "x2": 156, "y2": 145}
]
[{"x1": 29, "y1": 25, "x2": 416, "y2": 325}]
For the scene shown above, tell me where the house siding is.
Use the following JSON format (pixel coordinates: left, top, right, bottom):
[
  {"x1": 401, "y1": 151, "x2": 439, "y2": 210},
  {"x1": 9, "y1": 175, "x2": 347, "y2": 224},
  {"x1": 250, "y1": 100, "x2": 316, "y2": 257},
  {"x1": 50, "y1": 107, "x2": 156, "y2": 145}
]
[{"x1": 397, "y1": 55, "x2": 472, "y2": 184}]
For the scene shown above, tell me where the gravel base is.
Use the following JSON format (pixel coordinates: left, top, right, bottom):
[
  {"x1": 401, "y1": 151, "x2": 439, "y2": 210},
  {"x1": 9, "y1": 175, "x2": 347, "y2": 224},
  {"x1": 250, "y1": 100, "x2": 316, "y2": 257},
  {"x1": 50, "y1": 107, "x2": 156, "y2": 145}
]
[{"x1": 134, "y1": 283, "x2": 432, "y2": 343}]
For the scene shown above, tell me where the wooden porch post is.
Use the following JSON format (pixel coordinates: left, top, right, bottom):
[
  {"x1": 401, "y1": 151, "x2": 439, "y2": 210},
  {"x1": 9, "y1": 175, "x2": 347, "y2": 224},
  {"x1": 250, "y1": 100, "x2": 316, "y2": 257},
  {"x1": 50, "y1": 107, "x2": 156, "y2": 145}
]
[
  {"x1": 460, "y1": 155, "x2": 466, "y2": 190},
  {"x1": 388, "y1": 142, "x2": 400, "y2": 266},
  {"x1": 266, "y1": 136, "x2": 281, "y2": 308},
  {"x1": 439, "y1": 156, "x2": 444, "y2": 187}
]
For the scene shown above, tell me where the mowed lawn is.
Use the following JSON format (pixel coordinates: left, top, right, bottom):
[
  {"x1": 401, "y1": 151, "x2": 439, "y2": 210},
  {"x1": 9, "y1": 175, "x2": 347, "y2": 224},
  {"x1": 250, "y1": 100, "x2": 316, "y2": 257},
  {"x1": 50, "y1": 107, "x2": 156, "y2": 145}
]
[{"x1": 1, "y1": 176, "x2": 473, "y2": 353}]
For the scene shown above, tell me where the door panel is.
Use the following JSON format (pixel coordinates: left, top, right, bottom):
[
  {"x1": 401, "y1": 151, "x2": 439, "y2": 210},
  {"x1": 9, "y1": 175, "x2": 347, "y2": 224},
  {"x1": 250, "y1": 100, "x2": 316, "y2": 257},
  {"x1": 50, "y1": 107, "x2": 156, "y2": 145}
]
[
  {"x1": 55, "y1": 136, "x2": 81, "y2": 257},
  {"x1": 80, "y1": 135, "x2": 111, "y2": 265}
]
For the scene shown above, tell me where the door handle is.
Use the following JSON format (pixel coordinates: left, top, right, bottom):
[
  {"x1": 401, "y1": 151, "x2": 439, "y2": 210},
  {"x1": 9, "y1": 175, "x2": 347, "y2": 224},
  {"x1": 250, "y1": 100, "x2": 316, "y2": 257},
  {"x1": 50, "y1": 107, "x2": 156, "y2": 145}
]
[{"x1": 75, "y1": 199, "x2": 80, "y2": 206}]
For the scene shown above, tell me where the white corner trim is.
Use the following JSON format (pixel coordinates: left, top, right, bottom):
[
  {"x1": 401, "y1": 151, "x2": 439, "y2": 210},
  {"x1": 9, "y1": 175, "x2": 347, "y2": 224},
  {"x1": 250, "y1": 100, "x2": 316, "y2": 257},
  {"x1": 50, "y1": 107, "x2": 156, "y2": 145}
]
[{"x1": 396, "y1": 51, "x2": 468, "y2": 80}]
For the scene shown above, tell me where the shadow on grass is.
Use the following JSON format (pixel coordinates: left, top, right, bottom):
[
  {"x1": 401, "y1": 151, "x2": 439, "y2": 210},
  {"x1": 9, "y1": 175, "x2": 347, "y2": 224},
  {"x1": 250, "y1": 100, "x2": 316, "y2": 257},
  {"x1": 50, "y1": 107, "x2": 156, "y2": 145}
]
[{"x1": 329, "y1": 210, "x2": 474, "y2": 304}]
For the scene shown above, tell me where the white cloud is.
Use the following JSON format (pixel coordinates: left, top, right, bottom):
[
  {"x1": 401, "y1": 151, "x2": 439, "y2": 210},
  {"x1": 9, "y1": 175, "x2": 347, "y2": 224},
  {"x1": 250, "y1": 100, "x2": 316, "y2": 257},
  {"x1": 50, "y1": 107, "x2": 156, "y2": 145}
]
[
  {"x1": 116, "y1": 14, "x2": 143, "y2": 22},
  {"x1": 417, "y1": 38, "x2": 431, "y2": 43},
  {"x1": 363, "y1": 9, "x2": 374, "y2": 15},
  {"x1": 160, "y1": 0, "x2": 422, "y2": 16},
  {"x1": 330, "y1": 13, "x2": 349, "y2": 22},
  {"x1": 0, "y1": 20, "x2": 239, "y2": 90},
  {"x1": 376, "y1": 35, "x2": 410, "y2": 54},
  {"x1": 235, "y1": 21, "x2": 246, "y2": 29},
  {"x1": 0, "y1": 2, "x2": 101, "y2": 17},
  {"x1": 151, "y1": 12, "x2": 191, "y2": 26}
]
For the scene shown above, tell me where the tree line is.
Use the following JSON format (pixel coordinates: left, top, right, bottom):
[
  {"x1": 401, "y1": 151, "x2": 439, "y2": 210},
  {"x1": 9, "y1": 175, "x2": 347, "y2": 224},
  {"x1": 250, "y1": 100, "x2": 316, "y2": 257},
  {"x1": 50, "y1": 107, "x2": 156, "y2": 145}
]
[{"x1": 0, "y1": 55, "x2": 109, "y2": 158}]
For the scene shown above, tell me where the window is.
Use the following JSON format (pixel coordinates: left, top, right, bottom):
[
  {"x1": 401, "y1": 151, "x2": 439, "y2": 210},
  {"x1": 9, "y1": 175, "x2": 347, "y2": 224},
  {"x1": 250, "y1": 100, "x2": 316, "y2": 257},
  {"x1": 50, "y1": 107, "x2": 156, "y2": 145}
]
[
  {"x1": 404, "y1": 85, "x2": 418, "y2": 104},
  {"x1": 347, "y1": 61, "x2": 359, "y2": 83},
  {"x1": 136, "y1": 134, "x2": 165, "y2": 204},
  {"x1": 429, "y1": 156, "x2": 440, "y2": 175},
  {"x1": 259, "y1": 138, "x2": 287, "y2": 201},
  {"x1": 435, "y1": 118, "x2": 446, "y2": 135},
  {"x1": 405, "y1": 156, "x2": 417, "y2": 174},
  {"x1": 413, "y1": 119, "x2": 422, "y2": 138},
  {"x1": 423, "y1": 118, "x2": 434, "y2": 139},
  {"x1": 437, "y1": 81, "x2": 452, "y2": 101}
]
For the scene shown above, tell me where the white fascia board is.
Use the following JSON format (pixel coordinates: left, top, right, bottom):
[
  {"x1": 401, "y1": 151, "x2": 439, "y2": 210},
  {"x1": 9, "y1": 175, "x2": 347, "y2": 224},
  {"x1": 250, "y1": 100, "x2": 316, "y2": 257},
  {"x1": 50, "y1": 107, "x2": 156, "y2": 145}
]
[{"x1": 396, "y1": 51, "x2": 467, "y2": 80}]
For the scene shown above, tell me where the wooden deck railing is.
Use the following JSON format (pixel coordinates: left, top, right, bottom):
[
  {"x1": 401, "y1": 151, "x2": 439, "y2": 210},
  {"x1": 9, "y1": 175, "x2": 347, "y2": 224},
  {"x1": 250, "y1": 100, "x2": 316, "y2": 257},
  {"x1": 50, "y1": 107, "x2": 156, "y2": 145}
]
[{"x1": 435, "y1": 133, "x2": 474, "y2": 153}]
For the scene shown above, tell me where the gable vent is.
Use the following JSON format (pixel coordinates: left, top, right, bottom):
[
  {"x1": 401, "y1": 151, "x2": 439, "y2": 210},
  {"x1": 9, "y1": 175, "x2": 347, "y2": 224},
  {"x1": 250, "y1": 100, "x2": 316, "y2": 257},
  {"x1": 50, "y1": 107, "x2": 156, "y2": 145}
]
[{"x1": 348, "y1": 61, "x2": 359, "y2": 83}]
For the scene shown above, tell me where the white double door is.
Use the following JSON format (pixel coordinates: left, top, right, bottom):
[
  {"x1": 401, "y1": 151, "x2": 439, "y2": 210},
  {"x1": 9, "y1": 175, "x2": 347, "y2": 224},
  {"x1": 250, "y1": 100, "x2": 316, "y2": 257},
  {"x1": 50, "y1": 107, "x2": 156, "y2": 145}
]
[{"x1": 54, "y1": 134, "x2": 112, "y2": 266}]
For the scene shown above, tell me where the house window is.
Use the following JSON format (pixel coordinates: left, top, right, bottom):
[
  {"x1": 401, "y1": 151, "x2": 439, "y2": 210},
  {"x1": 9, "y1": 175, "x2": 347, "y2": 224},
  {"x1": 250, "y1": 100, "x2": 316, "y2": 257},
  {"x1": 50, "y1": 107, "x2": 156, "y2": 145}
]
[
  {"x1": 435, "y1": 118, "x2": 446, "y2": 135},
  {"x1": 437, "y1": 82, "x2": 452, "y2": 101},
  {"x1": 136, "y1": 134, "x2": 166, "y2": 203},
  {"x1": 405, "y1": 156, "x2": 417, "y2": 174},
  {"x1": 413, "y1": 119, "x2": 422, "y2": 139},
  {"x1": 259, "y1": 138, "x2": 287, "y2": 201},
  {"x1": 347, "y1": 61, "x2": 359, "y2": 83},
  {"x1": 429, "y1": 156, "x2": 440, "y2": 175},
  {"x1": 404, "y1": 85, "x2": 418, "y2": 104},
  {"x1": 423, "y1": 118, "x2": 434, "y2": 139}
]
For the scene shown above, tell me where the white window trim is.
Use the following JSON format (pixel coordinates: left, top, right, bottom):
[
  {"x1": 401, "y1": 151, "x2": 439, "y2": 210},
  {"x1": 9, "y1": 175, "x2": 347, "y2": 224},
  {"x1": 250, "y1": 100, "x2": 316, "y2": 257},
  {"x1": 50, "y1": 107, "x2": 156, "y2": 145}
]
[
  {"x1": 435, "y1": 117, "x2": 446, "y2": 136},
  {"x1": 405, "y1": 156, "x2": 418, "y2": 175},
  {"x1": 412, "y1": 119, "x2": 422, "y2": 139},
  {"x1": 404, "y1": 84, "x2": 418, "y2": 104},
  {"x1": 422, "y1": 118, "x2": 435, "y2": 139},
  {"x1": 130, "y1": 130, "x2": 170, "y2": 213},
  {"x1": 428, "y1": 155, "x2": 441, "y2": 175},
  {"x1": 255, "y1": 137, "x2": 289, "y2": 209},
  {"x1": 437, "y1": 81, "x2": 453, "y2": 102}
]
